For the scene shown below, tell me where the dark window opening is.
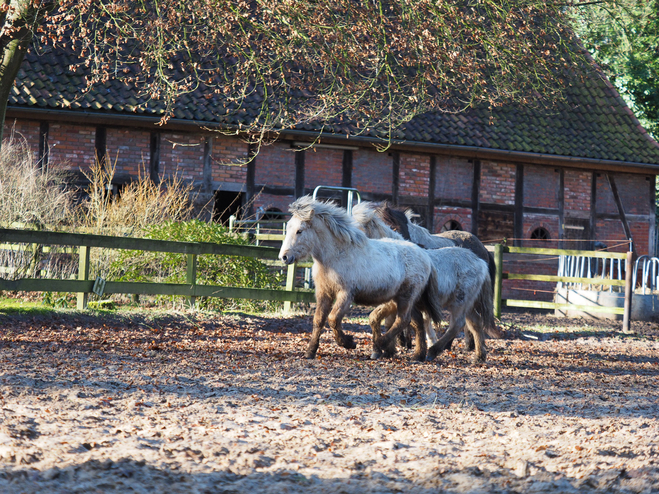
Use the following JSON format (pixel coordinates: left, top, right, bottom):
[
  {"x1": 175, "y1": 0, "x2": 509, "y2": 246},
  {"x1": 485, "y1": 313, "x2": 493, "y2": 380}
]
[
  {"x1": 531, "y1": 227, "x2": 550, "y2": 240},
  {"x1": 213, "y1": 191, "x2": 243, "y2": 225},
  {"x1": 260, "y1": 207, "x2": 284, "y2": 221},
  {"x1": 441, "y1": 219, "x2": 462, "y2": 232}
]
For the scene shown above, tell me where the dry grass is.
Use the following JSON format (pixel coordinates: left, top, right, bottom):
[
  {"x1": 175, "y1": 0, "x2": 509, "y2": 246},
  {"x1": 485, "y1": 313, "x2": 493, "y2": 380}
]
[
  {"x1": 78, "y1": 157, "x2": 195, "y2": 235},
  {"x1": 0, "y1": 136, "x2": 75, "y2": 229}
]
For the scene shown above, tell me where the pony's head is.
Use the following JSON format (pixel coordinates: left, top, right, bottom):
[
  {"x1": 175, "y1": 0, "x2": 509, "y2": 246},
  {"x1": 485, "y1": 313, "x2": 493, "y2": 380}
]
[
  {"x1": 378, "y1": 203, "x2": 412, "y2": 241},
  {"x1": 352, "y1": 201, "x2": 404, "y2": 240},
  {"x1": 278, "y1": 196, "x2": 366, "y2": 264}
]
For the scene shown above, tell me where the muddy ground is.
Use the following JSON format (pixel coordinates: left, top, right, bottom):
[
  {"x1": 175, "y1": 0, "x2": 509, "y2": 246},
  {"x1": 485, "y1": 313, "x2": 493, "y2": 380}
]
[{"x1": 0, "y1": 306, "x2": 658, "y2": 493}]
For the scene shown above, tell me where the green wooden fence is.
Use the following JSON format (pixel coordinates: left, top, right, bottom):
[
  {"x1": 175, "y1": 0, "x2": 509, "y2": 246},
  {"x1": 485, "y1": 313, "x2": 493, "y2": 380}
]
[
  {"x1": 490, "y1": 244, "x2": 634, "y2": 331},
  {"x1": 0, "y1": 228, "x2": 315, "y2": 310}
]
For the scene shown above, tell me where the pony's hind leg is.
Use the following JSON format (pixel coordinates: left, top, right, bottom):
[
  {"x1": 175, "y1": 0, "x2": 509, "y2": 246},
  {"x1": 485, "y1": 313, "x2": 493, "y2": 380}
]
[
  {"x1": 466, "y1": 310, "x2": 487, "y2": 363},
  {"x1": 373, "y1": 298, "x2": 413, "y2": 356},
  {"x1": 427, "y1": 310, "x2": 466, "y2": 361},
  {"x1": 305, "y1": 292, "x2": 333, "y2": 359},
  {"x1": 410, "y1": 307, "x2": 427, "y2": 362},
  {"x1": 369, "y1": 301, "x2": 398, "y2": 359},
  {"x1": 327, "y1": 291, "x2": 357, "y2": 350}
]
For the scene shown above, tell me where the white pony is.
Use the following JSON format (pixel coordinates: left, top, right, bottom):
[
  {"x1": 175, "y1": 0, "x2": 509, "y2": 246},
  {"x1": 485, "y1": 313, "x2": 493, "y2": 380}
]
[
  {"x1": 378, "y1": 203, "x2": 501, "y2": 342},
  {"x1": 279, "y1": 196, "x2": 443, "y2": 361},
  {"x1": 352, "y1": 201, "x2": 492, "y2": 363}
]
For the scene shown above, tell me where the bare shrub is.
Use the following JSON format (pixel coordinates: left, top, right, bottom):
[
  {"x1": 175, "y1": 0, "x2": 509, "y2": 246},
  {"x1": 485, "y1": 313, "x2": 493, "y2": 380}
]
[
  {"x1": 78, "y1": 157, "x2": 195, "y2": 235},
  {"x1": 0, "y1": 136, "x2": 74, "y2": 228}
]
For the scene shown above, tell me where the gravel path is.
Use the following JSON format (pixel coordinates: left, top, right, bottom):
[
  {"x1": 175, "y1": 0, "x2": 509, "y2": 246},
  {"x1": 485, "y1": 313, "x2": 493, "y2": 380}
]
[{"x1": 0, "y1": 308, "x2": 658, "y2": 493}]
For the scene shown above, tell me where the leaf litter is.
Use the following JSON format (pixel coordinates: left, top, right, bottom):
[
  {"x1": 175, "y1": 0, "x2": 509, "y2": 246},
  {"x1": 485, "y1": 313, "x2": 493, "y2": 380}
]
[{"x1": 0, "y1": 307, "x2": 658, "y2": 493}]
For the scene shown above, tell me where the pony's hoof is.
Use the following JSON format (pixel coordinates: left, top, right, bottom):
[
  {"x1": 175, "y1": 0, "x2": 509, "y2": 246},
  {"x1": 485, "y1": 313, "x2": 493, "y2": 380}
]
[
  {"x1": 304, "y1": 352, "x2": 317, "y2": 359},
  {"x1": 342, "y1": 335, "x2": 357, "y2": 350},
  {"x1": 472, "y1": 354, "x2": 487, "y2": 365},
  {"x1": 426, "y1": 350, "x2": 438, "y2": 362},
  {"x1": 412, "y1": 351, "x2": 426, "y2": 362},
  {"x1": 370, "y1": 351, "x2": 382, "y2": 360}
]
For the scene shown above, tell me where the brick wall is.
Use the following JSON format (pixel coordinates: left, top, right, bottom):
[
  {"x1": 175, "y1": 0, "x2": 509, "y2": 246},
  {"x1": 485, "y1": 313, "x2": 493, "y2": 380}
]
[
  {"x1": 353, "y1": 149, "x2": 392, "y2": 195},
  {"x1": 106, "y1": 128, "x2": 150, "y2": 177},
  {"x1": 435, "y1": 157, "x2": 472, "y2": 202},
  {"x1": 305, "y1": 148, "x2": 343, "y2": 189},
  {"x1": 523, "y1": 214, "x2": 560, "y2": 247},
  {"x1": 160, "y1": 132, "x2": 205, "y2": 182},
  {"x1": 252, "y1": 193, "x2": 295, "y2": 217},
  {"x1": 524, "y1": 165, "x2": 559, "y2": 208},
  {"x1": 399, "y1": 154, "x2": 430, "y2": 197},
  {"x1": 3, "y1": 119, "x2": 40, "y2": 163},
  {"x1": 433, "y1": 206, "x2": 473, "y2": 234},
  {"x1": 48, "y1": 123, "x2": 96, "y2": 171},
  {"x1": 611, "y1": 174, "x2": 652, "y2": 215},
  {"x1": 211, "y1": 134, "x2": 249, "y2": 185},
  {"x1": 480, "y1": 161, "x2": 515, "y2": 205},
  {"x1": 564, "y1": 169, "x2": 591, "y2": 218},
  {"x1": 254, "y1": 142, "x2": 295, "y2": 187}
]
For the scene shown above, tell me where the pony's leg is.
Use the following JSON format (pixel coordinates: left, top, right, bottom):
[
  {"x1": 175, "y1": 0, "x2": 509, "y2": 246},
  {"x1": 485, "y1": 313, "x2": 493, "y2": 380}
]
[
  {"x1": 384, "y1": 313, "x2": 411, "y2": 350},
  {"x1": 464, "y1": 329, "x2": 475, "y2": 352},
  {"x1": 305, "y1": 292, "x2": 333, "y2": 359},
  {"x1": 427, "y1": 315, "x2": 438, "y2": 346},
  {"x1": 466, "y1": 310, "x2": 487, "y2": 363},
  {"x1": 410, "y1": 307, "x2": 427, "y2": 362},
  {"x1": 374, "y1": 299, "x2": 413, "y2": 354},
  {"x1": 427, "y1": 310, "x2": 466, "y2": 361},
  {"x1": 327, "y1": 291, "x2": 357, "y2": 350},
  {"x1": 369, "y1": 301, "x2": 398, "y2": 359}
]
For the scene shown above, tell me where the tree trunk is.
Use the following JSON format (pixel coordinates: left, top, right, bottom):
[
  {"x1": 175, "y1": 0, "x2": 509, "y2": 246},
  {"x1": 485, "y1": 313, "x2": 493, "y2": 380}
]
[{"x1": 0, "y1": 0, "x2": 54, "y2": 149}]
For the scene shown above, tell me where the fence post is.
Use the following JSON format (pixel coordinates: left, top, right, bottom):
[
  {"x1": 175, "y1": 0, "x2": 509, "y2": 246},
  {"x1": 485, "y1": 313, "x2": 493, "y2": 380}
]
[
  {"x1": 623, "y1": 249, "x2": 634, "y2": 332},
  {"x1": 284, "y1": 262, "x2": 296, "y2": 313},
  {"x1": 493, "y1": 244, "x2": 503, "y2": 318},
  {"x1": 187, "y1": 253, "x2": 197, "y2": 308},
  {"x1": 76, "y1": 245, "x2": 90, "y2": 310}
]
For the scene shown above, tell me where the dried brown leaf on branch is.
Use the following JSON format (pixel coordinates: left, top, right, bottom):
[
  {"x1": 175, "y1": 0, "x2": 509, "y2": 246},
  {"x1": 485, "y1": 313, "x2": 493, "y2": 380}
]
[{"x1": 38, "y1": 0, "x2": 588, "y2": 141}]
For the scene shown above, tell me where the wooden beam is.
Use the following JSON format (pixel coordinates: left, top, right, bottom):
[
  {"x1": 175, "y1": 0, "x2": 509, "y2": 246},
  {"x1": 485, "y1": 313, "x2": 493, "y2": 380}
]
[
  {"x1": 606, "y1": 173, "x2": 634, "y2": 254},
  {"x1": 514, "y1": 164, "x2": 524, "y2": 247},
  {"x1": 295, "y1": 149, "x2": 305, "y2": 198},
  {"x1": 392, "y1": 151, "x2": 400, "y2": 206},
  {"x1": 471, "y1": 159, "x2": 481, "y2": 236},
  {"x1": 428, "y1": 156, "x2": 437, "y2": 231}
]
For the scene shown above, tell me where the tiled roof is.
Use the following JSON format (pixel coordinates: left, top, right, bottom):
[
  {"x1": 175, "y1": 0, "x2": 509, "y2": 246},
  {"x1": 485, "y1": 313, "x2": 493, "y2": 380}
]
[{"x1": 10, "y1": 44, "x2": 659, "y2": 166}]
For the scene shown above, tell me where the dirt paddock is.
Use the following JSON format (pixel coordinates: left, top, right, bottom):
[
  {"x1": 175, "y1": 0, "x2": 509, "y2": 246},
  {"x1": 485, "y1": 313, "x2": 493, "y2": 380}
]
[{"x1": 0, "y1": 307, "x2": 658, "y2": 493}]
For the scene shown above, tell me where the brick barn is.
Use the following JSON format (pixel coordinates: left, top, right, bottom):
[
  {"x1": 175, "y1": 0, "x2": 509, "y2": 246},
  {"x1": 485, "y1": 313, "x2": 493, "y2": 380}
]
[{"x1": 5, "y1": 45, "x2": 659, "y2": 302}]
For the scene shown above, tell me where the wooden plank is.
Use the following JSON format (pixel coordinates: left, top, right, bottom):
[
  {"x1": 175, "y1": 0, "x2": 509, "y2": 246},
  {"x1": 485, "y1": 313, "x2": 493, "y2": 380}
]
[
  {"x1": 504, "y1": 273, "x2": 625, "y2": 286},
  {"x1": 493, "y1": 244, "x2": 503, "y2": 318},
  {"x1": 504, "y1": 246, "x2": 627, "y2": 259},
  {"x1": 77, "y1": 245, "x2": 90, "y2": 310},
  {"x1": 0, "y1": 228, "x2": 281, "y2": 259},
  {"x1": 284, "y1": 263, "x2": 297, "y2": 312},
  {"x1": 255, "y1": 234, "x2": 286, "y2": 241},
  {"x1": 505, "y1": 299, "x2": 625, "y2": 314},
  {"x1": 0, "y1": 279, "x2": 316, "y2": 303}
]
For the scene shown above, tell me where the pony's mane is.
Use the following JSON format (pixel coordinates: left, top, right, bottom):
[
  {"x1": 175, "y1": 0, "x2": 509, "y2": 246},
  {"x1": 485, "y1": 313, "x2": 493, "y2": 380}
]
[
  {"x1": 289, "y1": 196, "x2": 367, "y2": 246},
  {"x1": 352, "y1": 202, "x2": 404, "y2": 240},
  {"x1": 379, "y1": 203, "x2": 412, "y2": 241}
]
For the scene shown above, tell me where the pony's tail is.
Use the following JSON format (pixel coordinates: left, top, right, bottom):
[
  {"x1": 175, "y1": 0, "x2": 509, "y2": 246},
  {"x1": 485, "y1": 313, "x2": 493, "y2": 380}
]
[
  {"x1": 477, "y1": 273, "x2": 502, "y2": 339},
  {"x1": 420, "y1": 265, "x2": 443, "y2": 326},
  {"x1": 487, "y1": 251, "x2": 496, "y2": 290}
]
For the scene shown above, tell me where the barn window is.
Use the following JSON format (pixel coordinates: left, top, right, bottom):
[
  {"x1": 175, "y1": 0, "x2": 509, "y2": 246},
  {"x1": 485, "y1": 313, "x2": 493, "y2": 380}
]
[
  {"x1": 441, "y1": 219, "x2": 462, "y2": 232},
  {"x1": 530, "y1": 227, "x2": 550, "y2": 240}
]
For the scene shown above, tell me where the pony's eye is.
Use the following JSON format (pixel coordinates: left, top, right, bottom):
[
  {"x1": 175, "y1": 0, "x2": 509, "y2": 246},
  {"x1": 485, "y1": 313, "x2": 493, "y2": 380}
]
[{"x1": 296, "y1": 230, "x2": 302, "y2": 235}]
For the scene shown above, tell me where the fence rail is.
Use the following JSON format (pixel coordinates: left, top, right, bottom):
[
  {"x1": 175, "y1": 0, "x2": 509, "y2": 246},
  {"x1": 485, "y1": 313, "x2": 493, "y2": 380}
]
[
  {"x1": 0, "y1": 228, "x2": 315, "y2": 310},
  {"x1": 489, "y1": 244, "x2": 634, "y2": 331}
]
